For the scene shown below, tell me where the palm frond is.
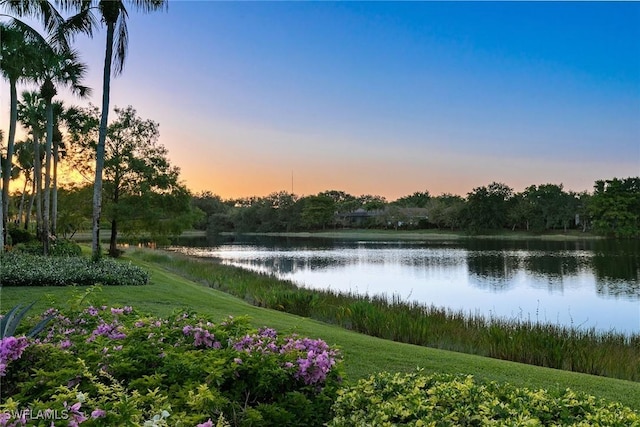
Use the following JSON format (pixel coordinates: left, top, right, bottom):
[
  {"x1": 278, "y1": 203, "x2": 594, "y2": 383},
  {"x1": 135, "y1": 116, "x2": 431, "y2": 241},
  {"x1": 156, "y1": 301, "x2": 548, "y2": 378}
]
[{"x1": 113, "y1": 11, "x2": 129, "y2": 75}]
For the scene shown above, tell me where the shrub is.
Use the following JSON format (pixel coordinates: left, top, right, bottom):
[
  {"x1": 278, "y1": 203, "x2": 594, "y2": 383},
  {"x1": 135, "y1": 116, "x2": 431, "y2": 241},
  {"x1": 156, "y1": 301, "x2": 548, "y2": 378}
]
[
  {"x1": 0, "y1": 253, "x2": 149, "y2": 286},
  {"x1": 49, "y1": 239, "x2": 83, "y2": 256},
  {"x1": 329, "y1": 370, "x2": 640, "y2": 426},
  {"x1": 6, "y1": 227, "x2": 36, "y2": 245},
  {"x1": 0, "y1": 306, "x2": 343, "y2": 426}
]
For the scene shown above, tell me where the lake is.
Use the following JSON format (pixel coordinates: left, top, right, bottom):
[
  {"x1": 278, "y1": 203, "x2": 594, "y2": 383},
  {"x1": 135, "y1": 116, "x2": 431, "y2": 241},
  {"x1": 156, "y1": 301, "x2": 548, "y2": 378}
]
[{"x1": 167, "y1": 235, "x2": 639, "y2": 335}]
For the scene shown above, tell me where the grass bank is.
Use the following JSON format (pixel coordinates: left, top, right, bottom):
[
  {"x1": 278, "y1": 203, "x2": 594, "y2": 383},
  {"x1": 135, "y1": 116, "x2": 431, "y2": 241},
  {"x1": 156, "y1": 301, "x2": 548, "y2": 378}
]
[
  {"x1": 119, "y1": 249, "x2": 639, "y2": 383},
  {"x1": 1, "y1": 248, "x2": 638, "y2": 410}
]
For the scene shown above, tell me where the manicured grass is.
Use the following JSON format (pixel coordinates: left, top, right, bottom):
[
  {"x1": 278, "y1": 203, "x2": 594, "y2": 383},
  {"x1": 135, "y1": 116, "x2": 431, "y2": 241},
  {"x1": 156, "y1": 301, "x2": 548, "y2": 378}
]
[{"x1": 1, "y1": 248, "x2": 639, "y2": 411}]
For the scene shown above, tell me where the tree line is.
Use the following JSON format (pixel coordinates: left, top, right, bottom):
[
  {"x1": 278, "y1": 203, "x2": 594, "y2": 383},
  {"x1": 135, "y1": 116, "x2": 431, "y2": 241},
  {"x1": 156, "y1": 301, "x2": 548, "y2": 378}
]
[{"x1": 191, "y1": 178, "x2": 640, "y2": 238}]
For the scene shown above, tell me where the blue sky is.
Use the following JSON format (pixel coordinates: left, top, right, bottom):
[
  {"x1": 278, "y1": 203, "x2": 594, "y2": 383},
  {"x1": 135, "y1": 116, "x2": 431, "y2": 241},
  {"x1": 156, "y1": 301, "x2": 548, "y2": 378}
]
[{"x1": 3, "y1": 1, "x2": 639, "y2": 200}]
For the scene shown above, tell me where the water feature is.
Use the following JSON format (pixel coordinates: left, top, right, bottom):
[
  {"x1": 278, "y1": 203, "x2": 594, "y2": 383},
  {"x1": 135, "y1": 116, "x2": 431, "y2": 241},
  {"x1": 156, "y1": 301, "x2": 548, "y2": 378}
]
[{"x1": 168, "y1": 235, "x2": 639, "y2": 335}]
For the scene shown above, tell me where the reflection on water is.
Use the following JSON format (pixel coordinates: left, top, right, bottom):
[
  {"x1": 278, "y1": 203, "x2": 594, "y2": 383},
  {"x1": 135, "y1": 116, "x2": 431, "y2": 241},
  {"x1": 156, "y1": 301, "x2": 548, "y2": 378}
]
[{"x1": 168, "y1": 235, "x2": 640, "y2": 334}]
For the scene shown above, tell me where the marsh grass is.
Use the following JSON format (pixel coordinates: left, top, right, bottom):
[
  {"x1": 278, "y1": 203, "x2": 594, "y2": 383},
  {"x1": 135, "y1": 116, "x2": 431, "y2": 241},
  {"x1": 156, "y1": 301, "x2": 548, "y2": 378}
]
[{"x1": 132, "y1": 249, "x2": 639, "y2": 382}]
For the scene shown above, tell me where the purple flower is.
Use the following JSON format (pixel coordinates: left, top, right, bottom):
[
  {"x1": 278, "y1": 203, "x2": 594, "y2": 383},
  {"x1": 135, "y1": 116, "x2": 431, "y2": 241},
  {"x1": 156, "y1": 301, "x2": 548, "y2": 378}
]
[
  {"x1": 60, "y1": 339, "x2": 73, "y2": 349},
  {"x1": 0, "y1": 336, "x2": 29, "y2": 377},
  {"x1": 196, "y1": 420, "x2": 214, "y2": 427},
  {"x1": 111, "y1": 308, "x2": 124, "y2": 315},
  {"x1": 234, "y1": 358, "x2": 243, "y2": 364},
  {"x1": 91, "y1": 409, "x2": 106, "y2": 419}
]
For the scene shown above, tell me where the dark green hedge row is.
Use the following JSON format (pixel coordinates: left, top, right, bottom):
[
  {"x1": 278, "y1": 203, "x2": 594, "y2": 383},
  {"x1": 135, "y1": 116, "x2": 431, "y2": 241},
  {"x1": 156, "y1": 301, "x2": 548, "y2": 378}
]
[{"x1": 0, "y1": 253, "x2": 149, "y2": 286}]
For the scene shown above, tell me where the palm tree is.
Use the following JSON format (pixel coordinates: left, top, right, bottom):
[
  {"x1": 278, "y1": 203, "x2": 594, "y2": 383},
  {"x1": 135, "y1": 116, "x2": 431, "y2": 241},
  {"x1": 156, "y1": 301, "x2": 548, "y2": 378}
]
[
  {"x1": 58, "y1": 0, "x2": 167, "y2": 259},
  {"x1": 34, "y1": 45, "x2": 90, "y2": 254},
  {"x1": 0, "y1": 0, "x2": 72, "y2": 247},
  {"x1": 13, "y1": 140, "x2": 35, "y2": 228},
  {"x1": 0, "y1": 24, "x2": 39, "y2": 244},
  {"x1": 17, "y1": 91, "x2": 46, "y2": 240}
]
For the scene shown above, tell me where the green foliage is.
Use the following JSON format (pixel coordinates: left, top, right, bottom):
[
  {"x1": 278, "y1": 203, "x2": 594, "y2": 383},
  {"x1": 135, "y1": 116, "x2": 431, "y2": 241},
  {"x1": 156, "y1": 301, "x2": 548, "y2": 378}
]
[
  {"x1": 1, "y1": 306, "x2": 343, "y2": 426},
  {"x1": 49, "y1": 239, "x2": 83, "y2": 256},
  {"x1": 301, "y1": 195, "x2": 336, "y2": 230},
  {"x1": 329, "y1": 370, "x2": 640, "y2": 426},
  {"x1": 590, "y1": 177, "x2": 640, "y2": 238},
  {"x1": 6, "y1": 226, "x2": 36, "y2": 245},
  {"x1": 0, "y1": 253, "x2": 149, "y2": 286}
]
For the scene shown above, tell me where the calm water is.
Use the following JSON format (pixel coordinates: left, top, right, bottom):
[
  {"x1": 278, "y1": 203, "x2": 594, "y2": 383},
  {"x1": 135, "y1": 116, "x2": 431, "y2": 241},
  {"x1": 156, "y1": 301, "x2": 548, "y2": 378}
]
[{"x1": 168, "y1": 236, "x2": 640, "y2": 335}]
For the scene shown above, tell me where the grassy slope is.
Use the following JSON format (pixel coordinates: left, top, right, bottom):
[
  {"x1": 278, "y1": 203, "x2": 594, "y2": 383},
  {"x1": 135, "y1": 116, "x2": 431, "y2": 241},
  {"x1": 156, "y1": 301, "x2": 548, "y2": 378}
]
[{"x1": 1, "y1": 250, "x2": 638, "y2": 411}]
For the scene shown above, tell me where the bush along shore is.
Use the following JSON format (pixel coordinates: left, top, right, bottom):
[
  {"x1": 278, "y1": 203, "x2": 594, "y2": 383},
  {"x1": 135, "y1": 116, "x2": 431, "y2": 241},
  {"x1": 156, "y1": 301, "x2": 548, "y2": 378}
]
[{"x1": 133, "y1": 249, "x2": 640, "y2": 383}]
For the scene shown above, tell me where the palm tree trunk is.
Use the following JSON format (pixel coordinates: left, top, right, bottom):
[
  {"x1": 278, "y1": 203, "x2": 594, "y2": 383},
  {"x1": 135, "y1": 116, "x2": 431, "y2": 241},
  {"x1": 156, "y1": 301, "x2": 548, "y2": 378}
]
[
  {"x1": 52, "y1": 140, "x2": 58, "y2": 235},
  {"x1": 92, "y1": 21, "x2": 115, "y2": 260},
  {"x1": 25, "y1": 178, "x2": 36, "y2": 230},
  {"x1": 34, "y1": 133, "x2": 43, "y2": 240},
  {"x1": 1, "y1": 79, "x2": 18, "y2": 247},
  {"x1": 43, "y1": 100, "x2": 53, "y2": 255},
  {"x1": 17, "y1": 178, "x2": 28, "y2": 226}
]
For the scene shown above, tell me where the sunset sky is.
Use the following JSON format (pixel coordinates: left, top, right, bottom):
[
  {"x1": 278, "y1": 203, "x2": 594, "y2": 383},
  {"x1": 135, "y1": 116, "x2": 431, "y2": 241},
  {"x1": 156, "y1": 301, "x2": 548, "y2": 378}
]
[{"x1": 2, "y1": 1, "x2": 639, "y2": 201}]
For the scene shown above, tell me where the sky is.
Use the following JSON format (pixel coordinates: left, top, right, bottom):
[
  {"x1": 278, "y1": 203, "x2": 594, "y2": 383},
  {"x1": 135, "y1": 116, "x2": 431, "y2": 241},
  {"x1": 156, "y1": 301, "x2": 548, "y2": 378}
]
[{"x1": 2, "y1": 1, "x2": 639, "y2": 201}]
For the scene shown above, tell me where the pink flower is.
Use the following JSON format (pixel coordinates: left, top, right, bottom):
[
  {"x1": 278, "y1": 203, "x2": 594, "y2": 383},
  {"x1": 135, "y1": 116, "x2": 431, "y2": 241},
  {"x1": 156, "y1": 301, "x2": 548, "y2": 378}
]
[{"x1": 196, "y1": 420, "x2": 214, "y2": 427}]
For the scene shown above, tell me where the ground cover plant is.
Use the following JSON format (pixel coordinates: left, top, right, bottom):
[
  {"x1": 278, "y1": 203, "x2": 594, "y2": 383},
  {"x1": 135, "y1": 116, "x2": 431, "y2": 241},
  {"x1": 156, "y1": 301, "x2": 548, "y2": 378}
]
[
  {"x1": 329, "y1": 370, "x2": 640, "y2": 426},
  {"x1": 0, "y1": 253, "x2": 149, "y2": 287},
  {"x1": 1, "y1": 304, "x2": 343, "y2": 426},
  {"x1": 132, "y1": 249, "x2": 640, "y2": 382}
]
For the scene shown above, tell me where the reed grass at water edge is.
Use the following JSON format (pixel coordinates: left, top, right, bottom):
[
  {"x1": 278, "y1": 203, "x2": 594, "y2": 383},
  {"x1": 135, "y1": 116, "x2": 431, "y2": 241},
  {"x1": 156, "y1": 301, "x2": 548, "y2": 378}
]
[{"x1": 133, "y1": 249, "x2": 640, "y2": 382}]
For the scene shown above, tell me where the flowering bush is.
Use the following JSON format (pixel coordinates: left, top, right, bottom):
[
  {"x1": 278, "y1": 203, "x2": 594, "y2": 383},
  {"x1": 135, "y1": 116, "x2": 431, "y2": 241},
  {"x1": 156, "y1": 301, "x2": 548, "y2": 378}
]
[
  {"x1": 329, "y1": 370, "x2": 640, "y2": 426},
  {"x1": 0, "y1": 305, "x2": 342, "y2": 426},
  {"x1": 0, "y1": 253, "x2": 149, "y2": 286}
]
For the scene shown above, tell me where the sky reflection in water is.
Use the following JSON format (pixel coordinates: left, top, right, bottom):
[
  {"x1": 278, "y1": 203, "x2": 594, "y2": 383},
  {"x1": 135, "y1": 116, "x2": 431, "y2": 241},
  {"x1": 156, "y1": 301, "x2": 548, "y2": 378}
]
[{"x1": 171, "y1": 238, "x2": 639, "y2": 335}]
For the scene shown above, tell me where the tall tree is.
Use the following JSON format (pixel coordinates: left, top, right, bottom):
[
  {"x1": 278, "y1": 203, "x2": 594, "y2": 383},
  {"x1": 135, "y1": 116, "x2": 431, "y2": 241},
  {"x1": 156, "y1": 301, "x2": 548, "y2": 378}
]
[
  {"x1": 33, "y1": 44, "x2": 89, "y2": 254},
  {"x1": 0, "y1": 0, "x2": 72, "y2": 247},
  {"x1": 17, "y1": 91, "x2": 46, "y2": 239},
  {"x1": 0, "y1": 24, "x2": 38, "y2": 243},
  {"x1": 58, "y1": 0, "x2": 167, "y2": 259},
  {"x1": 103, "y1": 106, "x2": 194, "y2": 256}
]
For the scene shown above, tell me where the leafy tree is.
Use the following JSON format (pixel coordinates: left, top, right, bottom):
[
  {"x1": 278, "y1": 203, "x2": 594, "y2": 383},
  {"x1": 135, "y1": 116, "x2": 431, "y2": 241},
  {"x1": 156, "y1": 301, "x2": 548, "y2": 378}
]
[
  {"x1": 427, "y1": 194, "x2": 465, "y2": 230},
  {"x1": 464, "y1": 182, "x2": 513, "y2": 231},
  {"x1": 57, "y1": 0, "x2": 168, "y2": 259},
  {"x1": 393, "y1": 190, "x2": 431, "y2": 208},
  {"x1": 319, "y1": 190, "x2": 359, "y2": 213},
  {"x1": 523, "y1": 184, "x2": 577, "y2": 232},
  {"x1": 103, "y1": 106, "x2": 195, "y2": 256},
  {"x1": 56, "y1": 183, "x2": 92, "y2": 238},
  {"x1": 301, "y1": 195, "x2": 336, "y2": 230},
  {"x1": 358, "y1": 194, "x2": 387, "y2": 211},
  {"x1": 589, "y1": 177, "x2": 640, "y2": 238}
]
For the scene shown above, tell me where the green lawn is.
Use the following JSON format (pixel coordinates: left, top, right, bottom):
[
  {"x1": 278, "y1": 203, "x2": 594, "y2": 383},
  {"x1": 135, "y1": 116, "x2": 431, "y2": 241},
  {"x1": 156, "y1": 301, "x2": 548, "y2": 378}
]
[{"x1": 1, "y1": 248, "x2": 638, "y2": 411}]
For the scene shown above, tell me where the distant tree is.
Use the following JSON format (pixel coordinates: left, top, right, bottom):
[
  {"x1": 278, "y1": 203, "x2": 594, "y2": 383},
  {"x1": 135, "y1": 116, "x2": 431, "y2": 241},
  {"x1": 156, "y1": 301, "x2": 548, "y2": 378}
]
[
  {"x1": 393, "y1": 190, "x2": 431, "y2": 208},
  {"x1": 103, "y1": 106, "x2": 196, "y2": 256},
  {"x1": 465, "y1": 182, "x2": 513, "y2": 231},
  {"x1": 427, "y1": 194, "x2": 465, "y2": 230},
  {"x1": 56, "y1": 183, "x2": 92, "y2": 238},
  {"x1": 319, "y1": 190, "x2": 359, "y2": 213},
  {"x1": 192, "y1": 191, "x2": 229, "y2": 230},
  {"x1": 358, "y1": 194, "x2": 387, "y2": 211},
  {"x1": 301, "y1": 195, "x2": 336, "y2": 230},
  {"x1": 589, "y1": 177, "x2": 640, "y2": 238}
]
